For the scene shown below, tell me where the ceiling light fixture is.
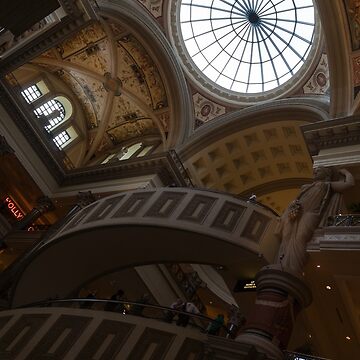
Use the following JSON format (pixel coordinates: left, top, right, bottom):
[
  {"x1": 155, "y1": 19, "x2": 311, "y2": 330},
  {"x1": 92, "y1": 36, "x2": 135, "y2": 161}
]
[
  {"x1": 346, "y1": 336, "x2": 351, "y2": 340},
  {"x1": 326, "y1": 285, "x2": 331, "y2": 290}
]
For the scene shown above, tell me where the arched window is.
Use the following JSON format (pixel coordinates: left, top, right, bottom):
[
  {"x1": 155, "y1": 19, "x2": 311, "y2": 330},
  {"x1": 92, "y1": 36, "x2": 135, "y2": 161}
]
[
  {"x1": 20, "y1": 81, "x2": 78, "y2": 151},
  {"x1": 34, "y1": 98, "x2": 66, "y2": 131}
]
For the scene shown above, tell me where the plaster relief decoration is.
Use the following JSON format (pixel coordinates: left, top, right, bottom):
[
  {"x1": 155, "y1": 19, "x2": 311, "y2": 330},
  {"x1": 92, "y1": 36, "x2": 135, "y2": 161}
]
[
  {"x1": 157, "y1": 111, "x2": 170, "y2": 133},
  {"x1": 103, "y1": 73, "x2": 122, "y2": 96},
  {"x1": 138, "y1": 0, "x2": 163, "y2": 18},
  {"x1": 303, "y1": 54, "x2": 330, "y2": 95},
  {"x1": 344, "y1": 0, "x2": 360, "y2": 50},
  {"x1": 193, "y1": 93, "x2": 226, "y2": 129}
]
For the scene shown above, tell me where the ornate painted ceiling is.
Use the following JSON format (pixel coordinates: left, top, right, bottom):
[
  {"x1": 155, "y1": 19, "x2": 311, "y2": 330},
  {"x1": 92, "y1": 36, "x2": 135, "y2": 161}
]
[{"x1": 11, "y1": 19, "x2": 169, "y2": 165}]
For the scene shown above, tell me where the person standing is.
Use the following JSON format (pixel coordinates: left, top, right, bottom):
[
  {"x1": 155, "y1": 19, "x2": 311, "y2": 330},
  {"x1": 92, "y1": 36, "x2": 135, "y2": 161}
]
[
  {"x1": 206, "y1": 314, "x2": 225, "y2": 336},
  {"x1": 176, "y1": 301, "x2": 200, "y2": 327},
  {"x1": 164, "y1": 298, "x2": 184, "y2": 323},
  {"x1": 226, "y1": 305, "x2": 245, "y2": 339},
  {"x1": 105, "y1": 289, "x2": 125, "y2": 313}
]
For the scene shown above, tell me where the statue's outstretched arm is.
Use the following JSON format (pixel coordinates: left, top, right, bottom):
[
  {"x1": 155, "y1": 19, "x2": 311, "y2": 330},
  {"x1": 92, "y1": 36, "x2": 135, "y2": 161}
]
[{"x1": 330, "y1": 168, "x2": 355, "y2": 193}]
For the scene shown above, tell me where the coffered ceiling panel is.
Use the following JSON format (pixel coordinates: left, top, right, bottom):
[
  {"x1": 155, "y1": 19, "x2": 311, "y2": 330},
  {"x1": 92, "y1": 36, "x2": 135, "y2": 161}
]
[{"x1": 184, "y1": 120, "x2": 313, "y2": 201}]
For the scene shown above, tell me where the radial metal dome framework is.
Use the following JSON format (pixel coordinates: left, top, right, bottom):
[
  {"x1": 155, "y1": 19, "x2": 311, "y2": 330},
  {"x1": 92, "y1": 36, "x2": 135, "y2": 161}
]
[{"x1": 179, "y1": 0, "x2": 315, "y2": 94}]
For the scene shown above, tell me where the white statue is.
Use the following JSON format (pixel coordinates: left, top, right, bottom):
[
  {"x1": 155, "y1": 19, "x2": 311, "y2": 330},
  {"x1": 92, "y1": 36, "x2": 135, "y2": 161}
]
[{"x1": 276, "y1": 167, "x2": 355, "y2": 273}]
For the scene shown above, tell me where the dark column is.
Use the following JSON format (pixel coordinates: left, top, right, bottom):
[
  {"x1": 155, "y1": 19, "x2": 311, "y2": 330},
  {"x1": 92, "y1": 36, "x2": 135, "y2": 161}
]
[{"x1": 14, "y1": 196, "x2": 54, "y2": 230}]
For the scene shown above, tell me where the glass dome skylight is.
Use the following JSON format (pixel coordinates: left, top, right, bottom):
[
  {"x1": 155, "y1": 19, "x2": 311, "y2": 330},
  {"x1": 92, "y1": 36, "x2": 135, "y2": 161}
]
[{"x1": 179, "y1": 0, "x2": 315, "y2": 94}]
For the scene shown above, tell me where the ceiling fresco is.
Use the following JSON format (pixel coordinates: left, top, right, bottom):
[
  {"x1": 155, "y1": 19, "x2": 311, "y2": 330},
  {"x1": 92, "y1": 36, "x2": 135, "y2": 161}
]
[
  {"x1": 117, "y1": 35, "x2": 167, "y2": 110},
  {"x1": 344, "y1": 0, "x2": 360, "y2": 51},
  {"x1": 11, "y1": 19, "x2": 168, "y2": 164}
]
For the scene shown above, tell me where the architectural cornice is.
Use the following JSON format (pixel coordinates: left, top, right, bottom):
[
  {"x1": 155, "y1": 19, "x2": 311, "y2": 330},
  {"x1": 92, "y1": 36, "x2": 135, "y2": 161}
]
[
  {"x1": 61, "y1": 151, "x2": 192, "y2": 187},
  {"x1": 302, "y1": 115, "x2": 360, "y2": 155}
]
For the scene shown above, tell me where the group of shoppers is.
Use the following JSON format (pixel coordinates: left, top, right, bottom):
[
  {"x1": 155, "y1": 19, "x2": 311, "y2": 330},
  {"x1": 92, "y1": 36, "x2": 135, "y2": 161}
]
[
  {"x1": 164, "y1": 299, "x2": 245, "y2": 338},
  {"x1": 82, "y1": 290, "x2": 245, "y2": 339}
]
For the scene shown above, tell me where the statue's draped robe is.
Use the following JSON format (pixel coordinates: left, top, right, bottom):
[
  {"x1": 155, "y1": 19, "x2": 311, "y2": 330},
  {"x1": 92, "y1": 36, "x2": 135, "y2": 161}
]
[{"x1": 276, "y1": 181, "x2": 344, "y2": 273}]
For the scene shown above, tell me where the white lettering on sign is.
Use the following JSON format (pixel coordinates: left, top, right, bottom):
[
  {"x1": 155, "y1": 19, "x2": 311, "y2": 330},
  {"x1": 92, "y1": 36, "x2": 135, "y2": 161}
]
[
  {"x1": 4, "y1": 196, "x2": 24, "y2": 220},
  {"x1": 244, "y1": 280, "x2": 256, "y2": 290}
]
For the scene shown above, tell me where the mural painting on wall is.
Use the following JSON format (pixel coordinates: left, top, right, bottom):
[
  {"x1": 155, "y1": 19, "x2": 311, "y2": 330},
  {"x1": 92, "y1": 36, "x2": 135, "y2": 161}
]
[
  {"x1": 56, "y1": 23, "x2": 107, "y2": 59},
  {"x1": 303, "y1": 54, "x2": 330, "y2": 95},
  {"x1": 344, "y1": 0, "x2": 360, "y2": 50},
  {"x1": 352, "y1": 55, "x2": 360, "y2": 97},
  {"x1": 118, "y1": 34, "x2": 167, "y2": 110},
  {"x1": 138, "y1": 0, "x2": 163, "y2": 18},
  {"x1": 193, "y1": 93, "x2": 226, "y2": 129},
  {"x1": 107, "y1": 118, "x2": 159, "y2": 145}
]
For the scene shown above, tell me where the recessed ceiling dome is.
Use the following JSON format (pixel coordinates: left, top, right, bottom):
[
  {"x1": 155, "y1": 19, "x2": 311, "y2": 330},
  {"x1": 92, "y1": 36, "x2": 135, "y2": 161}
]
[{"x1": 170, "y1": 0, "x2": 320, "y2": 104}]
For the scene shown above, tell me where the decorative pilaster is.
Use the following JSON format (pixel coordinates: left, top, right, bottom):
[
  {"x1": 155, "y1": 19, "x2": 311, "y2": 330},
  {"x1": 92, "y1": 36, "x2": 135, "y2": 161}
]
[{"x1": 236, "y1": 265, "x2": 312, "y2": 360}]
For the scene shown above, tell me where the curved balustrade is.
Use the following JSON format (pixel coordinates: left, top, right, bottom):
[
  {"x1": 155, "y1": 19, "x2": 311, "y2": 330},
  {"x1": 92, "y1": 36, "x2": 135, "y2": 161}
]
[
  {"x1": 0, "y1": 300, "x2": 280, "y2": 359},
  {"x1": 284, "y1": 351, "x2": 330, "y2": 360},
  {"x1": 327, "y1": 214, "x2": 360, "y2": 227},
  {"x1": 10, "y1": 187, "x2": 280, "y2": 307},
  {"x1": 21, "y1": 298, "x2": 218, "y2": 333},
  {"x1": 308, "y1": 213, "x2": 360, "y2": 251},
  {"x1": 0, "y1": 303, "x2": 209, "y2": 359}
]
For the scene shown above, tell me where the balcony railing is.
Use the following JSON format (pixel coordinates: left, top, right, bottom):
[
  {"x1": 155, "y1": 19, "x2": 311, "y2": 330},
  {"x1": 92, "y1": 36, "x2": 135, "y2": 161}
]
[
  {"x1": 19, "y1": 297, "x2": 227, "y2": 335},
  {"x1": 284, "y1": 351, "x2": 331, "y2": 360},
  {"x1": 327, "y1": 214, "x2": 360, "y2": 227}
]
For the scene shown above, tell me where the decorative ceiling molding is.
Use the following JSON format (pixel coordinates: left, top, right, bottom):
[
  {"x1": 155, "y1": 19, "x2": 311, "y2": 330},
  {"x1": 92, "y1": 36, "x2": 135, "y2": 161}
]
[{"x1": 178, "y1": 98, "x2": 330, "y2": 160}]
